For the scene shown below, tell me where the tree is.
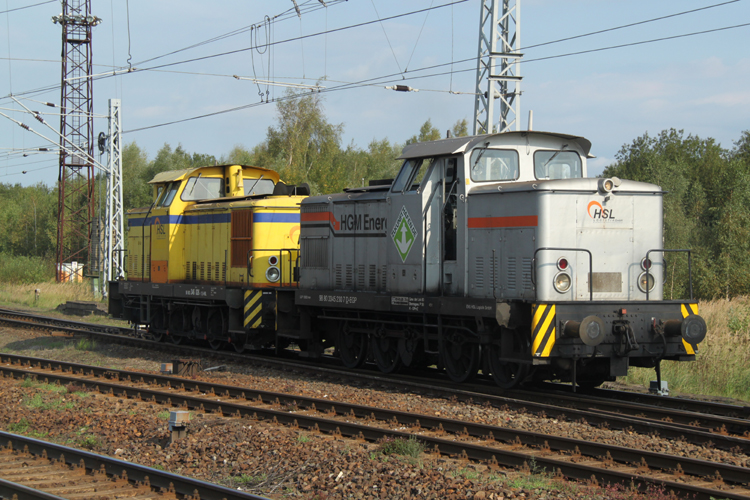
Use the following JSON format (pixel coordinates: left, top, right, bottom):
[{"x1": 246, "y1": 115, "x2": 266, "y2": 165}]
[
  {"x1": 405, "y1": 119, "x2": 441, "y2": 145},
  {"x1": 122, "y1": 142, "x2": 151, "y2": 210},
  {"x1": 451, "y1": 118, "x2": 469, "y2": 138},
  {"x1": 603, "y1": 129, "x2": 750, "y2": 299}
]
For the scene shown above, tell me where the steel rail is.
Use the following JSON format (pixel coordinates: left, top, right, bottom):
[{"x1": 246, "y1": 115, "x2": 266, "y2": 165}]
[
  {"x1": 2, "y1": 361, "x2": 749, "y2": 499},
  {"x1": 540, "y1": 383, "x2": 750, "y2": 420},
  {"x1": 0, "y1": 431, "x2": 269, "y2": 500},
  {"x1": 0, "y1": 477, "x2": 67, "y2": 500},
  {"x1": 2, "y1": 309, "x2": 748, "y2": 442},
  {"x1": 4, "y1": 352, "x2": 749, "y2": 455},
  {"x1": 507, "y1": 387, "x2": 750, "y2": 436}
]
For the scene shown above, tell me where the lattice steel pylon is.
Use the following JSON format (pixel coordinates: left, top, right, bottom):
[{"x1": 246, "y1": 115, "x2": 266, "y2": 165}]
[
  {"x1": 473, "y1": 0, "x2": 522, "y2": 135},
  {"x1": 53, "y1": 1, "x2": 101, "y2": 282},
  {"x1": 104, "y1": 98, "x2": 124, "y2": 290}
]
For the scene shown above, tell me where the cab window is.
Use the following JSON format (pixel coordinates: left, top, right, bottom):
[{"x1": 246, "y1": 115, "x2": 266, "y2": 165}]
[
  {"x1": 181, "y1": 176, "x2": 224, "y2": 201},
  {"x1": 534, "y1": 150, "x2": 582, "y2": 180},
  {"x1": 391, "y1": 158, "x2": 435, "y2": 193},
  {"x1": 470, "y1": 149, "x2": 519, "y2": 182},
  {"x1": 158, "y1": 182, "x2": 180, "y2": 207},
  {"x1": 244, "y1": 178, "x2": 276, "y2": 196}
]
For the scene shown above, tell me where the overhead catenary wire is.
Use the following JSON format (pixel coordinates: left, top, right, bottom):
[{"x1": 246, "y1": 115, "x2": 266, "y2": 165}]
[
  {"x1": 120, "y1": 17, "x2": 750, "y2": 135},
  {"x1": 0, "y1": 0, "x2": 55, "y2": 15},
  {"x1": 5, "y1": 0, "x2": 738, "y2": 106}
]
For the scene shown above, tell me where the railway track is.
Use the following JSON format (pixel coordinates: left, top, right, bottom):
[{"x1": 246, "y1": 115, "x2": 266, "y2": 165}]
[
  {"x1": 1, "y1": 307, "x2": 748, "y2": 433},
  {"x1": 0, "y1": 430, "x2": 268, "y2": 500},
  {"x1": 1, "y1": 354, "x2": 749, "y2": 499}
]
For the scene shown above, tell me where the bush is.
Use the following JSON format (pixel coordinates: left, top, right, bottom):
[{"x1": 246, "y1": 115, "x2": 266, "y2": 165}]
[
  {"x1": 0, "y1": 253, "x2": 55, "y2": 284},
  {"x1": 376, "y1": 436, "x2": 425, "y2": 458}
]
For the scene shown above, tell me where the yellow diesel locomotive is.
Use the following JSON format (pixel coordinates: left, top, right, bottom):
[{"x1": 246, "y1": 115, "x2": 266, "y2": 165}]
[{"x1": 109, "y1": 164, "x2": 309, "y2": 351}]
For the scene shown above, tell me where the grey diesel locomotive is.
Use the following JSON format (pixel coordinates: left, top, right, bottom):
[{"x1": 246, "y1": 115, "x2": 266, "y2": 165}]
[{"x1": 294, "y1": 131, "x2": 706, "y2": 389}]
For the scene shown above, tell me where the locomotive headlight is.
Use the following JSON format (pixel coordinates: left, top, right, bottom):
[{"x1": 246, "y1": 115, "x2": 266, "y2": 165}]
[
  {"x1": 598, "y1": 178, "x2": 615, "y2": 194},
  {"x1": 266, "y1": 266, "x2": 281, "y2": 282},
  {"x1": 554, "y1": 272, "x2": 571, "y2": 293},
  {"x1": 638, "y1": 272, "x2": 655, "y2": 293}
]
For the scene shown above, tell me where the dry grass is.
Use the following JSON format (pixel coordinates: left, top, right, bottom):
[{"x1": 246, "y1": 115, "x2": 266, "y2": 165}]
[
  {"x1": 624, "y1": 296, "x2": 750, "y2": 402},
  {"x1": 0, "y1": 281, "x2": 99, "y2": 311}
]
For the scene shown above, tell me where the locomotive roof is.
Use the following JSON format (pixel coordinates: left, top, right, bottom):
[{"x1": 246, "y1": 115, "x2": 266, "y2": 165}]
[
  {"x1": 397, "y1": 131, "x2": 592, "y2": 160},
  {"x1": 147, "y1": 164, "x2": 278, "y2": 184}
]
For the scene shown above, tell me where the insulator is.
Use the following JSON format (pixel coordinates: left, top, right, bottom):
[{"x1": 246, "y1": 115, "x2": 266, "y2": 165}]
[{"x1": 45, "y1": 102, "x2": 55, "y2": 107}]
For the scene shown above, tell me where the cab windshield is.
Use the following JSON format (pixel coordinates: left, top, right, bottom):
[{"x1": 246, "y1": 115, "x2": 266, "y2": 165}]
[
  {"x1": 534, "y1": 150, "x2": 583, "y2": 180},
  {"x1": 181, "y1": 176, "x2": 224, "y2": 201}
]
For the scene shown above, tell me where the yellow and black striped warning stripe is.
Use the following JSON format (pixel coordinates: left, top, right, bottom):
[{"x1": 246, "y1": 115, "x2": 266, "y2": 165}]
[
  {"x1": 532, "y1": 304, "x2": 556, "y2": 357},
  {"x1": 244, "y1": 290, "x2": 263, "y2": 329},
  {"x1": 680, "y1": 303, "x2": 699, "y2": 355}
]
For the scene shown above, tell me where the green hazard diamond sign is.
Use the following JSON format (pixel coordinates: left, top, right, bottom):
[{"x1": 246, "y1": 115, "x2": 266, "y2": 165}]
[{"x1": 392, "y1": 206, "x2": 417, "y2": 262}]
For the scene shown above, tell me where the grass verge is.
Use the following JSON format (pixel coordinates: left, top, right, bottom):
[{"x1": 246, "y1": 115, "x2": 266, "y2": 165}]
[{"x1": 623, "y1": 296, "x2": 750, "y2": 402}]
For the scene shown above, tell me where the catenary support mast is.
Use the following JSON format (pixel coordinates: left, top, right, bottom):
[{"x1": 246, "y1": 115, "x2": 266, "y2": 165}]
[
  {"x1": 53, "y1": 0, "x2": 101, "y2": 281},
  {"x1": 104, "y1": 99, "x2": 124, "y2": 292},
  {"x1": 473, "y1": 0, "x2": 522, "y2": 135}
]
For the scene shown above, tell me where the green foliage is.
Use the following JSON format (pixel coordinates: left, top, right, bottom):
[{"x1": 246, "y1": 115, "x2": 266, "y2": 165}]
[
  {"x1": 603, "y1": 129, "x2": 750, "y2": 299},
  {"x1": 0, "y1": 253, "x2": 55, "y2": 283},
  {"x1": 8, "y1": 418, "x2": 30, "y2": 434},
  {"x1": 79, "y1": 435, "x2": 100, "y2": 449},
  {"x1": 376, "y1": 435, "x2": 425, "y2": 458},
  {"x1": 0, "y1": 182, "x2": 57, "y2": 259},
  {"x1": 75, "y1": 338, "x2": 97, "y2": 351},
  {"x1": 405, "y1": 119, "x2": 442, "y2": 145}
]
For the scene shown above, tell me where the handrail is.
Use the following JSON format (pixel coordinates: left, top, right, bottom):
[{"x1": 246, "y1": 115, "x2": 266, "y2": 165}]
[
  {"x1": 112, "y1": 248, "x2": 127, "y2": 280},
  {"x1": 645, "y1": 248, "x2": 693, "y2": 300},
  {"x1": 532, "y1": 247, "x2": 593, "y2": 301}
]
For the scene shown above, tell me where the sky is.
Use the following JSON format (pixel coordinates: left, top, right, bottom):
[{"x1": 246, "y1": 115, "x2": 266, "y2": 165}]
[{"x1": 1, "y1": 0, "x2": 749, "y2": 187}]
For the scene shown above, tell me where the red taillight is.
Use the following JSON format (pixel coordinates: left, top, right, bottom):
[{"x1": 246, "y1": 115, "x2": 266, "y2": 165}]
[
  {"x1": 641, "y1": 258, "x2": 652, "y2": 270},
  {"x1": 557, "y1": 258, "x2": 568, "y2": 270}
]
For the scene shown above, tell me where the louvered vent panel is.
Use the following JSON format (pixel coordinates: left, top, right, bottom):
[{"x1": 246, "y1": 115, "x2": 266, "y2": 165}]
[
  {"x1": 381, "y1": 265, "x2": 387, "y2": 290},
  {"x1": 507, "y1": 257, "x2": 517, "y2": 290},
  {"x1": 207, "y1": 263, "x2": 212, "y2": 282},
  {"x1": 334, "y1": 264, "x2": 342, "y2": 288},
  {"x1": 215, "y1": 262, "x2": 220, "y2": 281},
  {"x1": 230, "y1": 210, "x2": 253, "y2": 267},
  {"x1": 475, "y1": 257, "x2": 485, "y2": 289},
  {"x1": 345, "y1": 265, "x2": 353, "y2": 289},
  {"x1": 222, "y1": 263, "x2": 226, "y2": 282},
  {"x1": 300, "y1": 203, "x2": 329, "y2": 213},
  {"x1": 192, "y1": 262, "x2": 197, "y2": 281},
  {"x1": 186, "y1": 261, "x2": 191, "y2": 280},
  {"x1": 357, "y1": 265, "x2": 365, "y2": 289},
  {"x1": 301, "y1": 238, "x2": 327, "y2": 268},
  {"x1": 369, "y1": 265, "x2": 377, "y2": 289},
  {"x1": 200, "y1": 262, "x2": 205, "y2": 281}
]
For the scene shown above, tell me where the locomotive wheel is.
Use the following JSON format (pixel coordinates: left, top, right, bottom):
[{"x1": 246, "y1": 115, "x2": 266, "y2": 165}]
[
  {"x1": 206, "y1": 309, "x2": 226, "y2": 351},
  {"x1": 442, "y1": 337, "x2": 481, "y2": 383},
  {"x1": 149, "y1": 331, "x2": 164, "y2": 342},
  {"x1": 371, "y1": 335, "x2": 402, "y2": 374},
  {"x1": 487, "y1": 328, "x2": 530, "y2": 389},
  {"x1": 337, "y1": 324, "x2": 368, "y2": 369},
  {"x1": 169, "y1": 335, "x2": 184, "y2": 345},
  {"x1": 233, "y1": 340, "x2": 246, "y2": 353},
  {"x1": 208, "y1": 339, "x2": 225, "y2": 351}
]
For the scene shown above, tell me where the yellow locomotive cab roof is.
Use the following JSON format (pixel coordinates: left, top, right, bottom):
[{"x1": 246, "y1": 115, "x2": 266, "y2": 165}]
[{"x1": 147, "y1": 164, "x2": 279, "y2": 184}]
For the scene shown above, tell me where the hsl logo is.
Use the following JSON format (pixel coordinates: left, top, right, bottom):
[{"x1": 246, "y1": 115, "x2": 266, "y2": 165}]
[{"x1": 587, "y1": 201, "x2": 615, "y2": 219}]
